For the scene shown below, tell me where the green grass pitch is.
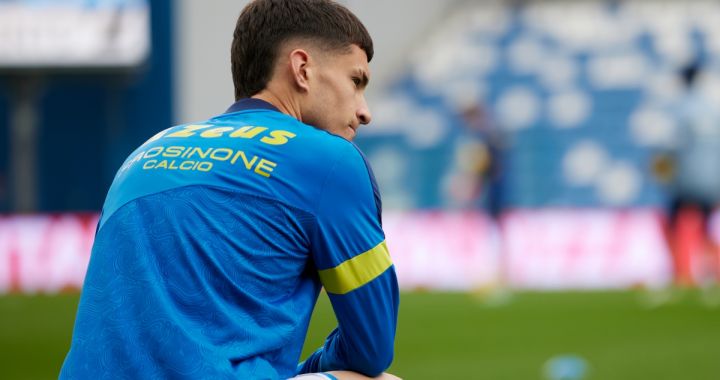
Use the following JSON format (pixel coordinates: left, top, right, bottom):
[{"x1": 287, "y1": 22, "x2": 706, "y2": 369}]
[{"x1": 1, "y1": 290, "x2": 719, "y2": 379}]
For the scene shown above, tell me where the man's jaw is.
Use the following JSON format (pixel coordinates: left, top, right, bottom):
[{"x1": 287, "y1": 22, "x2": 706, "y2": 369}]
[{"x1": 346, "y1": 124, "x2": 358, "y2": 140}]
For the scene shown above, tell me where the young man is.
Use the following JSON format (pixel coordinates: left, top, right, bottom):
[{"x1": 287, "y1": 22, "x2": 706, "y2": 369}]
[{"x1": 60, "y1": 1, "x2": 400, "y2": 379}]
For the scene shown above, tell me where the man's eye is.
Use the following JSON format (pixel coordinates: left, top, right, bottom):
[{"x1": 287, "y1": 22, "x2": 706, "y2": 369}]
[{"x1": 352, "y1": 77, "x2": 361, "y2": 87}]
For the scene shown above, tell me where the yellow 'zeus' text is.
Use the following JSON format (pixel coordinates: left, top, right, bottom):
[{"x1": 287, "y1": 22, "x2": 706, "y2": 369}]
[{"x1": 144, "y1": 124, "x2": 296, "y2": 146}]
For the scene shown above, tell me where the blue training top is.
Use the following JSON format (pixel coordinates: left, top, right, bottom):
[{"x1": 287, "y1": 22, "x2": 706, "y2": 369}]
[{"x1": 60, "y1": 99, "x2": 399, "y2": 379}]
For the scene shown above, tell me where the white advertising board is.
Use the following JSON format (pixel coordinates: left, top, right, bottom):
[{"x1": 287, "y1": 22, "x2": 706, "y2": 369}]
[{"x1": 0, "y1": 0, "x2": 150, "y2": 69}]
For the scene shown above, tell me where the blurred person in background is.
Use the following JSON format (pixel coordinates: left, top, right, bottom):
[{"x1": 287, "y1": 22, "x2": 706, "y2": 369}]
[
  {"x1": 653, "y1": 61, "x2": 720, "y2": 286},
  {"x1": 59, "y1": 0, "x2": 400, "y2": 379},
  {"x1": 445, "y1": 101, "x2": 509, "y2": 291},
  {"x1": 445, "y1": 102, "x2": 506, "y2": 217}
]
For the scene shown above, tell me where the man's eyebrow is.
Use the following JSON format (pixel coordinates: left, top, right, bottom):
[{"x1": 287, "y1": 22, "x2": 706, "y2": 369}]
[{"x1": 355, "y1": 68, "x2": 370, "y2": 88}]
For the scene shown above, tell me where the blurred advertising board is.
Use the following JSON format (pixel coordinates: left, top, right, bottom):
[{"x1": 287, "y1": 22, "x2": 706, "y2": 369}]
[
  {"x1": 501, "y1": 209, "x2": 673, "y2": 289},
  {"x1": 384, "y1": 211, "x2": 502, "y2": 290},
  {"x1": 386, "y1": 209, "x2": 673, "y2": 290},
  {"x1": 0, "y1": 214, "x2": 97, "y2": 293},
  {"x1": 0, "y1": 0, "x2": 150, "y2": 69},
  {"x1": 0, "y1": 210, "x2": 681, "y2": 294}
]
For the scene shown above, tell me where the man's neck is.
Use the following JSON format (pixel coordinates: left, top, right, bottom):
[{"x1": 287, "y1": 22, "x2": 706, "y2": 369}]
[{"x1": 252, "y1": 90, "x2": 303, "y2": 122}]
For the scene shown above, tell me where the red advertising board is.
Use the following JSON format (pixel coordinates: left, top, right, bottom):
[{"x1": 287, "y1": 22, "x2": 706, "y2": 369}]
[{"x1": 0, "y1": 214, "x2": 97, "y2": 293}]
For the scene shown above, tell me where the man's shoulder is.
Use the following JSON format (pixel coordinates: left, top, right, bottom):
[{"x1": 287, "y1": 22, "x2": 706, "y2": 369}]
[
  {"x1": 210, "y1": 109, "x2": 354, "y2": 147},
  {"x1": 219, "y1": 110, "x2": 366, "y2": 163},
  {"x1": 136, "y1": 109, "x2": 370, "y2": 185}
]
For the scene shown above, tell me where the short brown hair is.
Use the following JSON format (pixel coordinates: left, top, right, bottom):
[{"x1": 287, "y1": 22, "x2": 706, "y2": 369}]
[{"x1": 231, "y1": 0, "x2": 374, "y2": 100}]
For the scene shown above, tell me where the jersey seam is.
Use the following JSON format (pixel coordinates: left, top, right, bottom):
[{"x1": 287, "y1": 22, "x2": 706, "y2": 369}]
[
  {"x1": 311, "y1": 145, "x2": 383, "y2": 269},
  {"x1": 309, "y1": 150, "x2": 345, "y2": 247},
  {"x1": 312, "y1": 151, "x2": 346, "y2": 215},
  {"x1": 219, "y1": 108, "x2": 286, "y2": 117},
  {"x1": 348, "y1": 143, "x2": 382, "y2": 224}
]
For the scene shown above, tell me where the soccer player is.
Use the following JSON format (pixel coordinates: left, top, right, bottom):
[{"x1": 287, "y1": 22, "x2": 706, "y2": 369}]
[
  {"x1": 653, "y1": 61, "x2": 720, "y2": 286},
  {"x1": 59, "y1": 1, "x2": 400, "y2": 379}
]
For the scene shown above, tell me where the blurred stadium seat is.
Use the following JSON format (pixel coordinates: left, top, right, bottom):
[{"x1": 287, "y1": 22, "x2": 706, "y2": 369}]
[{"x1": 359, "y1": 0, "x2": 720, "y2": 209}]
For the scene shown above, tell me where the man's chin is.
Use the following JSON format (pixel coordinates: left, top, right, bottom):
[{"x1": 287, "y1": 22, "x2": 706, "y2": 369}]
[
  {"x1": 313, "y1": 124, "x2": 356, "y2": 141},
  {"x1": 344, "y1": 126, "x2": 357, "y2": 140}
]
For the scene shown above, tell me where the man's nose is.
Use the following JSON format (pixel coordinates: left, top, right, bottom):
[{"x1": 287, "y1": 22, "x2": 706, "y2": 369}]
[{"x1": 357, "y1": 97, "x2": 372, "y2": 125}]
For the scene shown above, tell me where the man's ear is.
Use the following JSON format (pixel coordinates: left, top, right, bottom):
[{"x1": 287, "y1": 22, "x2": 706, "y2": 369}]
[{"x1": 289, "y1": 49, "x2": 311, "y2": 92}]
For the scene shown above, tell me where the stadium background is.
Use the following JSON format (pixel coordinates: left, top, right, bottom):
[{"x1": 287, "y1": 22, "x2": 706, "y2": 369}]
[{"x1": 1, "y1": 0, "x2": 719, "y2": 379}]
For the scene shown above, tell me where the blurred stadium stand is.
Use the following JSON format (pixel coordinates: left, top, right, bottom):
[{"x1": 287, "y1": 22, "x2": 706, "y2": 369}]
[{"x1": 359, "y1": 0, "x2": 720, "y2": 209}]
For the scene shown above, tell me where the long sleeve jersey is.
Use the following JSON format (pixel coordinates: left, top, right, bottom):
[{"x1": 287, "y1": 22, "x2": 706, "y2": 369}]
[{"x1": 60, "y1": 98, "x2": 399, "y2": 379}]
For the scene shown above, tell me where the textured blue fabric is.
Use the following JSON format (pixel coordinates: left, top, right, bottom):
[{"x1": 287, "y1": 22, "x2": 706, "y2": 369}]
[{"x1": 60, "y1": 99, "x2": 399, "y2": 379}]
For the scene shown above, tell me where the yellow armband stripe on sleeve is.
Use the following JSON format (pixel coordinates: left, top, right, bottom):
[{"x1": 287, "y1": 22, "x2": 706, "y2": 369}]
[{"x1": 319, "y1": 241, "x2": 392, "y2": 295}]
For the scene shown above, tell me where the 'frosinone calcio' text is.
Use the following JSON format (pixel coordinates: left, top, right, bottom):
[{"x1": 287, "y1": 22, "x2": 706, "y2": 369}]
[{"x1": 119, "y1": 124, "x2": 296, "y2": 179}]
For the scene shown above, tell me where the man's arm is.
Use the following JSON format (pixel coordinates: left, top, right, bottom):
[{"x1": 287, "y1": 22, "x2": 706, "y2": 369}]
[
  {"x1": 299, "y1": 254, "x2": 399, "y2": 376},
  {"x1": 298, "y1": 145, "x2": 400, "y2": 377}
]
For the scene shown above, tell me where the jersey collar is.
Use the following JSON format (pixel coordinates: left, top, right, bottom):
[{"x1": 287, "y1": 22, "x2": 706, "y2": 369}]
[{"x1": 225, "y1": 98, "x2": 281, "y2": 114}]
